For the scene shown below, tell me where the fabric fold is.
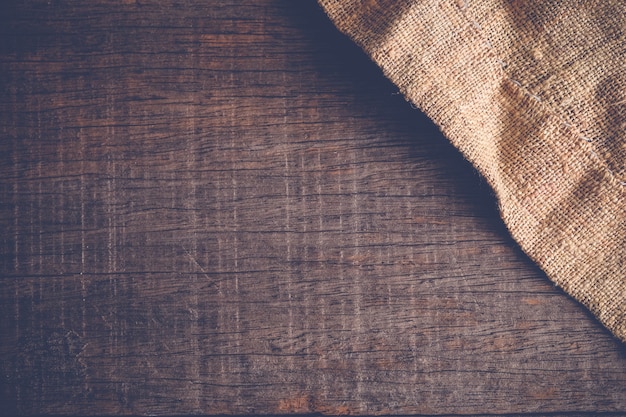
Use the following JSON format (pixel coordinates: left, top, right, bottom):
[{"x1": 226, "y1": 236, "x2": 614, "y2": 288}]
[{"x1": 318, "y1": 0, "x2": 626, "y2": 341}]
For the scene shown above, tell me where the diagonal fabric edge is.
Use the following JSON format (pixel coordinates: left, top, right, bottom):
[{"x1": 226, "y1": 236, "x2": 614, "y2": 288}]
[{"x1": 318, "y1": 0, "x2": 626, "y2": 342}]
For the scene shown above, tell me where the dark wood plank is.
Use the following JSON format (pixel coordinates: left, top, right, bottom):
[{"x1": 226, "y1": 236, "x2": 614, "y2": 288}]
[{"x1": 1, "y1": 1, "x2": 625, "y2": 415}]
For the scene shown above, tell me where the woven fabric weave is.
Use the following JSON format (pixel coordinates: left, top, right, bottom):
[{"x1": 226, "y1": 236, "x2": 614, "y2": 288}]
[{"x1": 318, "y1": 0, "x2": 626, "y2": 342}]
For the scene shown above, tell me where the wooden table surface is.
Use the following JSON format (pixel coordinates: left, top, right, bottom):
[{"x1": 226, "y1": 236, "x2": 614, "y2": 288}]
[{"x1": 1, "y1": 1, "x2": 625, "y2": 415}]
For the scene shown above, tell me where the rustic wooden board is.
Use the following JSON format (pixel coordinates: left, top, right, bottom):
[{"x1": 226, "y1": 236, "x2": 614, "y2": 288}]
[{"x1": 1, "y1": 1, "x2": 625, "y2": 415}]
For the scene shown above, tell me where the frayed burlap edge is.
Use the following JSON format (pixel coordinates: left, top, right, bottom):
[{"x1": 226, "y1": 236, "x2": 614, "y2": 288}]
[{"x1": 318, "y1": 0, "x2": 626, "y2": 342}]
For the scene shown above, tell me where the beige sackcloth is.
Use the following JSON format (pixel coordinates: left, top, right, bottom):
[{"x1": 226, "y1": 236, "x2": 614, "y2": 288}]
[{"x1": 318, "y1": 0, "x2": 626, "y2": 342}]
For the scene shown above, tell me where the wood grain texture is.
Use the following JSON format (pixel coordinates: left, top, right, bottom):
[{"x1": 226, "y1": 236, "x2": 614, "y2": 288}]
[{"x1": 1, "y1": 1, "x2": 625, "y2": 415}]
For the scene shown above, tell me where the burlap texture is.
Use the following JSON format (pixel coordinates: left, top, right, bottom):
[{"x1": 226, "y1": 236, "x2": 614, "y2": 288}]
[{"x1": 318, "y1": 0, "x2": 626, "y2": 342}]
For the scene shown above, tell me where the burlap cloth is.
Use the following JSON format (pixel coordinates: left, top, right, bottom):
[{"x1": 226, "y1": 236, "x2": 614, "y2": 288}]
[{"x1": 318, "y1": 0, "x2": 626, "y2": 342}]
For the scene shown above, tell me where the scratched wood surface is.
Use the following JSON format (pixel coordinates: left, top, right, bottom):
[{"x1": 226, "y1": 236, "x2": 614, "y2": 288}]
[{"x1": 1, "y1": 1, "x2": 625, "y2": 416}]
